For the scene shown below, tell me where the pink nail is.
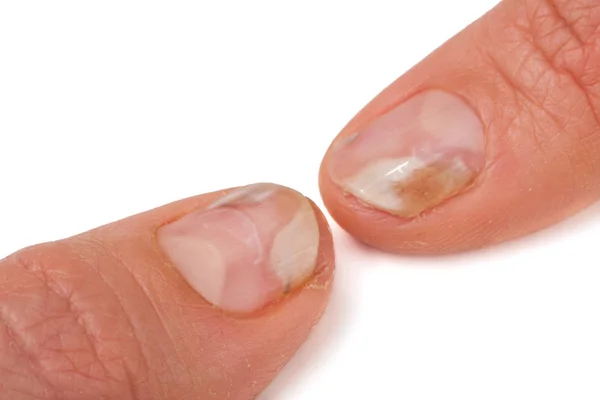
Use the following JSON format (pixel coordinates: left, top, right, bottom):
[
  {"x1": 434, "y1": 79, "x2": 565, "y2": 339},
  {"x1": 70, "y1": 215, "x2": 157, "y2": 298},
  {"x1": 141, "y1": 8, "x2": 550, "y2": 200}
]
[
  {"x1": 158, "y1": 183, "x2": 321, "y2": 313},
  {"x1": 327, "y1": 90, "x2": 486, "y2": 217}
]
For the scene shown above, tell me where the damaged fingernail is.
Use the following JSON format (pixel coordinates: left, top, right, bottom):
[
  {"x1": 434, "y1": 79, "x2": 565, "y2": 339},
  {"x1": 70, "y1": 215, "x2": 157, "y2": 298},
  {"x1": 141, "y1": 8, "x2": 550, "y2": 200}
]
[
  {"x1": 158, "y1": 183, "x2": 321, "y2": 313},
  {"x1": 328, "y1": 90, "x2": 485, "y2": 218}
]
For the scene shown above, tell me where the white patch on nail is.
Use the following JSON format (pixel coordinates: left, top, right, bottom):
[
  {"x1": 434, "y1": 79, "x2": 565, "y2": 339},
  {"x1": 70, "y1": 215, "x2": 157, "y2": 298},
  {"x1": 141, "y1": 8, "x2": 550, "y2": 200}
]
[
  {"x1": 419, "y1": 90, "x2": 484, "y2": 152},
  {"x1": 343, "y1": 157, "x2": 426, "y2": 212},
  {"x1": 448, "y1": 157, "x2": 469, "y2": 174},
  {"x1": 332, "y1": 131, "x2": 359, "y2": 150},
  {"x1": 162, "y1": 236, "x2": 227, "y2": 305},
  {"x1": 209, "y1": 182, "x2": 278, "y2": 209},
  {"x1": 269, "y1": 198, "x2": 319, "y2": 287}
]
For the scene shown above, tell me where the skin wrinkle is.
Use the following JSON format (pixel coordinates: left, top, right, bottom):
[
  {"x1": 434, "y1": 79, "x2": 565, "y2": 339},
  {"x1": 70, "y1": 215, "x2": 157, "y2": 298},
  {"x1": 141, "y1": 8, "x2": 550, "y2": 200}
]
[
  {"x1": 18, "y1": 291, "x2": 112, "y2": 386},
  {"x1": 481, "y1": 51, "x2": 549, "y2": 151},
  {"x1": 533, "y1": 1, "x2": 600, "y2": 125},
  {"x1": 0, "y1": 306, "x2": 56, "y2": 400},
  {"x1": 122, "y1": 368, "x2": 143, "y2": 400},
  {"x1": 91, "y1": 234, "x2": 185, "y2": 388},
  {"x1": 2, "y1": 302, "x2": 44, "y2": 396},
  {"x1": 3, "y1": 252, "x2": 82, "y2": 400},
  {"x1": 92, "y1": 227, "x2": 217, "y2": 398},
  {"x1": 527, "y1": 3, "x2": 600, "y2": 134},
  {"x1": 489, "y1": 43, "x2": 568, "y2": 148},
  {"x1": 483, "y1": 1, "x2": 600, "y2": 179},
  {"x1": 5, "y1": 243, "x2": 144, "y2": 400},
  {"x1": 544, "y1": 0, "x2": 586, "y2": 45},
  {"x1": 66, "y1": 240, "x2": 149, "y2": 400},
  {"x1": 52, "y1": 261, "x2": 131, "y2": 395}
]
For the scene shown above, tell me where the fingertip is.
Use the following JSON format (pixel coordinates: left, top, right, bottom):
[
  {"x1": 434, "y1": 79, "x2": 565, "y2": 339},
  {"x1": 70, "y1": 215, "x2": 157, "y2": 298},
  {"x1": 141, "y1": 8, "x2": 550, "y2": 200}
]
[
  {"x1": 0, "y1": 183, "x2": 337, "y2": 399},
  {"x1": 319, "y1": 0, "x2": 600, "y2": 254}
]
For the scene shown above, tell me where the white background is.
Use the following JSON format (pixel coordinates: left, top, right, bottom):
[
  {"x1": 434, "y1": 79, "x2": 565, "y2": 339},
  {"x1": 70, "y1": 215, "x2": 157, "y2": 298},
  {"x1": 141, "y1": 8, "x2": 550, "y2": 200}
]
[{"x1": 1, "y1": 1, "x2": 599, "y2": 399}]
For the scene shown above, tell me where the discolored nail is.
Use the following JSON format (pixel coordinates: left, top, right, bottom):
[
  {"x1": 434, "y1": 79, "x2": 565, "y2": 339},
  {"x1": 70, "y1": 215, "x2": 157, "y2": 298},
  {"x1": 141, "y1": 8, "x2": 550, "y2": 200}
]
[
  {"x1": 158, "y1": 183, "x2": 321, "y2": 313},
  {"x1": 327, "y1": 90, "x2": 486, "y2": 218}
]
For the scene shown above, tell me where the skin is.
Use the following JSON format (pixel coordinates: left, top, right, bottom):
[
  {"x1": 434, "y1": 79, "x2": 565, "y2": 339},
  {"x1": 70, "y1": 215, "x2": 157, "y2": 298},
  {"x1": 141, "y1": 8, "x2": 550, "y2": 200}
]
[{"x1": 2, "y1": 0, "x2": 600, "y2": 398}]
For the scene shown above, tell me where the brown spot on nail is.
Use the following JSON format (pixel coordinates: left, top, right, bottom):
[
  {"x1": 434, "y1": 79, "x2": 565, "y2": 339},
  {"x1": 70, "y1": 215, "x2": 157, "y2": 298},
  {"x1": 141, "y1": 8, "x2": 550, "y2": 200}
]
[{"x1": 394, "y1": 160, "x2": 474, "y2": 217}]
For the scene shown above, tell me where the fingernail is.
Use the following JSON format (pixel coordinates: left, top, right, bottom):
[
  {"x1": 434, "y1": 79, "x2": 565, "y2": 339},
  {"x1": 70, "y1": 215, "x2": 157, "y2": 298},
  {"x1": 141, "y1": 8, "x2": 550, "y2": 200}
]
[
  {"x1": 158, "y1": 183, "x2": 321, "y2": 313},
  {"x1": 328, "y1": 90, "x2": 485, "y2": 218}
]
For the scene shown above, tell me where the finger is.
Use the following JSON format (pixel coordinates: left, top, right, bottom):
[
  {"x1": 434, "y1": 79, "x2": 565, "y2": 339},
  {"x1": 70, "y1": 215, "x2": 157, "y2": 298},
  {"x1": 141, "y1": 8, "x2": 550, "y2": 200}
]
[
  {"x1": 319, "y1": 0, "x2": 600, "y2": 254},
  {"x1": 0, "y1": 183, "x2": 334, "y2": 400}
]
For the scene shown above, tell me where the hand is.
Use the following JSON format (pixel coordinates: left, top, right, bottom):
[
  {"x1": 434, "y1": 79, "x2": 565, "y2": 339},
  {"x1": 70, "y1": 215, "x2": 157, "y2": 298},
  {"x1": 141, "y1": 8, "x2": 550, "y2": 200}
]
[{"x1": 2, "y1": 0, "x2": 599, "y2": 399}]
